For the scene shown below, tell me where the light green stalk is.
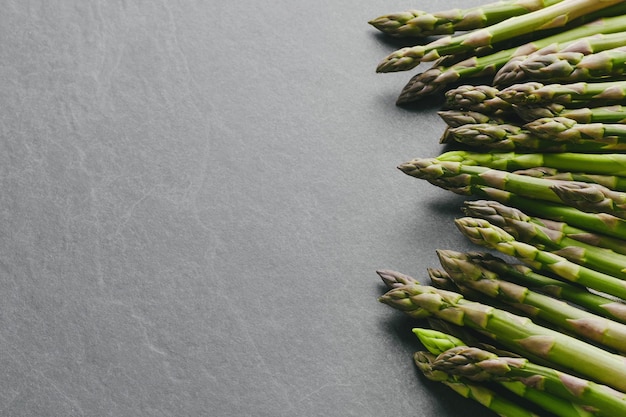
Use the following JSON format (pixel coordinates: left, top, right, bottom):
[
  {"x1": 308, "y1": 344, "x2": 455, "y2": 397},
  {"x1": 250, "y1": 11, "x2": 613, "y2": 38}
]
[
  {"x1": 376, "y1": 0, "x2": 625, "y2": 72},
  {"x1": 368, "y1": 0, "x2": 564, "y2": 38},
  {"x1": 446, "y1": 183, "x2": 626, "y2": 240},
  {"x1": 433, "y1": 346, "x2": 626, "y2": 417},
  {"x1": 436, "y1": 150, "x2": 626, "y2": 177},
  {"x1": 525, "y1": 117, "x2": 626, "y2": 143},
  {"x1": 378, "y1": 276, "x2": 626, "y2": 392},
  {"x1": 518, "y1": 46, "x2": 626, "y2": 82},
  {"x1": 550, "y1": 181, "x2": 626, "y2": 219},
  {"x1": 514, "y1": 104, "x2": 626, "y2": 124},
  {"x1": 414, "y1": 328, "x2": 594, "y2": 417},
  {"x1": 398, "y1": 157, "x2": 578, "y2": 205},
  {"x1": 446, "y1": 123, "x2": 626, "y2": 152},
  {"x1": 454, "y1": 216, "x2": 626, "y2": 301},
  {"x1": 437, "y1": 249, "x2": 626, "y2": 354},
  {"x1": 414, "y1": 351, "x2": 545, "y2": 417},
  {"x1": 498, "y1": 80, "x2": 626, "y2": 106},
  {"x1": 455, "y1": 250, "x2": 626, "y2": 324},
  {"x1": 461, "y1": 199, "x2": 626, "y2": 278},
  {"x1": 495, "y1": 30, "x2": 626, "y2": 85},
  {"x1": 397, "y1": 13, "x2": 626, "y2": 103}
]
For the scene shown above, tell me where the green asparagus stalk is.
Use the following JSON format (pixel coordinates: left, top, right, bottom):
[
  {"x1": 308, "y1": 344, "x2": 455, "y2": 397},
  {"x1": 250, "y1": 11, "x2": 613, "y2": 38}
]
[
  {"x1": 494, "y1": 31, "x2": 626, "y2": 86},
  {"x1": 515, "y1": 166, "x2": 626, "y2": 191},
  {"x1": 414, "y1": 351, "x2": 546, "y2": 417},
  {"x1": 397, "y1": 14, "x2": 626, "y2": 104},
  {"x1": 376, "y1": 0, "x2": 624, "y2": 73},
  {"x1": 446, "y1": 123, "x2": 626, "y2": 152},
  {"x1": 461, "y1": 199, "x2": 626, "y2": 278},
  {"x1": 414, "y1": 328, "x2": 594, "y2": 417},
  {"x1": 454, "y1": 216, "x2": 626, "y2": 300},
  {"x1": 436, "y1": 150, "x2": 626, "y2": 177},
  {"x1": 518, "y1": 46, "x2": 626, "y2": 82},
  {"x1": 526, "y1": 116, "x2": 626, "y2": 142},
  {"x1": 498, "y1": 80, "x2": 626, "y2": 106},
  {"x1": 550, "y1": 181, "x2": 626, "y2": 219},
  {"x1": 437, "y1": 249, "x2": 626, "y2": 353},
  {"x1": 438, "y1": 109, "x2": 511, "y2": 127},
  {"x1": 378, "y1": 276, "x2": 626, "y2": 392},
  {"x1": 462, "y1": 199, "x2": 626, "y2": 252},
  {"x1": 444, "y1": 85, "x2": 514, "y2": 114},
  {"x1": 399, "y1": 157, "x2": 589, "y2": 205},
  {"x1": 432, "y1": 346, "x2": 626, "y2": 416},
  {"x1": 448, "y1": 183, "x2": 626, "y2": 240},
  {"x1": 368, "y1": 0, "x2": 564, "y2": 38},
  {"x1": 456, "y1": 251, "x2": 626, "y2": 324},
  {"x1": 514, "y1": 104, "x2": 626, "y2": 123}
]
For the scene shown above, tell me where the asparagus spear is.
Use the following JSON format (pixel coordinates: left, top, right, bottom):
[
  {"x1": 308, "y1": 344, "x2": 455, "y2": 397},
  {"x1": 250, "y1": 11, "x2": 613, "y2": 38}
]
[
  {"x1": 449, "y1": 183, "x2": 626, "y2": 240},
  {"x1": 525, "y1": 116, "x2": 626, "y2": 143},
  {"x1": 397, "y1": 13, "x2": 626, "y2": 104},
  {"x1": 437, "y1": 249, "x2": 626, "y2": 353},
  {"x1": 514, "y1": 104, "x2": 626, "y2": 123},
  {"x1": 444, "y1": 85, "x2": 514, "y2": 114},
  {"x1": 498, "y1": 80, "x2": 626, "y2": 106},
  {"x1": 461, "y1": 199, "x2": 626, "y2": 278},
  {"x1": 414, "y1": 351, "x2": 546, "y2": 417},
  {"x1": 368, "y1": 0, "x2": 564, "y2": 38},
  {"x1": 518, "y1": 46, "x2": 626, "y2": 82},
  {"x1": 454, "y1": 216, "x2": 626, "y2": 300},
  {"x1": 516, "y1": 164, "x2": 626, "y2": 189},
  {"x1": 399, "y1": 157, "x2": 590, "y2": 205},
  {"x1": 376, "y1": 0, "x2": 624, "y2": 73},
  {"x1": 455, "y1": 250, "x2": 626, "y2": 324},
  {"x1": 472, "y1": 189, "x2": 626, "y2": 248},
  {"x1": 438, "y1": 109, "x2": 511, "y2": 127},
  {"x1": 495, "y1": 31, "x2": 626, "y2": 86},
  {"x1": 446, "y1": 123, "x2": 626, "y2": 152},
  {"x1": 432, "y1": 346, "x2": 626, "y2": 416},
  {"x1": 436, "y1": 150, "x2": 626, "y2": 177},
  {"x1": 414, "y1": 329, "x2": 592, "y2": 417},
  {"x1": 550, "y1": 181, "x2": 626, "y2": 219},
  {"x1": 378, "y1": 276, "x2": 626, "y2": 392}
]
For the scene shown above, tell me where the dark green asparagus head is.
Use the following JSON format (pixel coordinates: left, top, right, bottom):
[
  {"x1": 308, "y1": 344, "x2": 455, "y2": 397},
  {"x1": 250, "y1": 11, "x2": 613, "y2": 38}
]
[{"x1": 550, "y1": 181, "x2": 626, "y2": 218}]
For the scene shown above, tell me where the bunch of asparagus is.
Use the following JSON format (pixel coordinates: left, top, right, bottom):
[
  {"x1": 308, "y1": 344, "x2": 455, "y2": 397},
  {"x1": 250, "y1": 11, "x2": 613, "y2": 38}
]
[
  {"x1": 370, "y1": 0, "x2": 626, "y2": 104},
  {"x1": 370, "y1": 1, "x2": 626, "y2": 416}
]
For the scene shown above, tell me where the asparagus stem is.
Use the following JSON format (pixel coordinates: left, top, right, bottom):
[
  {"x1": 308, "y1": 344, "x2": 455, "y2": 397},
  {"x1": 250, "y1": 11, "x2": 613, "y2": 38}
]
[
  {"x1": 518, "y1": 46, "x2": 626, "y2": 82},
  {"x1": 369, "y1": 0, "x2": 564, "y2": 38},
  {"x1": 498, "y1": 80, "x2": 626, "y2": 106},
  {"x1": 454, "y1": 184, "x2": 626, "y2": 240},
  {"x1": 462, "y1": 199, "x2": 626, "y2": 279},
  {"x1": 378, "y1": 276, "x2": 626, "y2": 392},
  {"x1": 414, "y1": 351, "x2": 546, "y2": 417},
  {"x1": 550, "y1": 181, "x2": 626, "y2": 219},
  {"x1": 415, "y1": 328, "x2": 595, "y2": 417},
  {"x1": 495, "y1": 31, "x2": 626, "y2": 85},
  {"x1": 376, "y1": 0, "x2": 625, "y2": 72},
  {"x1": 433, "y1": 346, "x2": 626, "y2": 416},
  {"x1": 454, "y1": 216, "x2": 626, "y2": 301},
  {"x1": 446, "y1": 122, "x2": 626, "y2": 152},
  {"x1": 436, "y1": 150, "x2": 626, "y2": 177},
  {"x1": 453, "y1": 250, "x2": 626, "y2": 324},
  {"x1": 398, "y1": 157, "x2": 608, "y2": 209},
  {"x1": 397, "y1": 12, "x2": 626, "y2": 103},
  {"x1": 514, "y1": 104, "x2": 626, "y2": 123},
  {"x1": 437, "y1": 249, "x2": 626, "y2": 354}
]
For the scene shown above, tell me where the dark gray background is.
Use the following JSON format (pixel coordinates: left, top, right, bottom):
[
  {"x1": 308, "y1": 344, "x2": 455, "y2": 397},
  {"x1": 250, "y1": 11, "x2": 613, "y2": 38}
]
[{"x1": 1, "y1": 1, "x2": 486, "y2": 416}]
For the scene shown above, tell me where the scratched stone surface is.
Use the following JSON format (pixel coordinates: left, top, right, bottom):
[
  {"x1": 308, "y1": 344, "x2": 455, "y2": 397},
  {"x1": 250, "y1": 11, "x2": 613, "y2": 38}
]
[{"x1": 0, "y1": 1, "x2": 482, "y2": 416}]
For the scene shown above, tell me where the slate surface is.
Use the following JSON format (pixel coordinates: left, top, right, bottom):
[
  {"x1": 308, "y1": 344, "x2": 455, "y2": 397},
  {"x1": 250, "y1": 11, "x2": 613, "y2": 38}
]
[{"x1": 1, "y1": 1, "x2": 489, "y2": 416}]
